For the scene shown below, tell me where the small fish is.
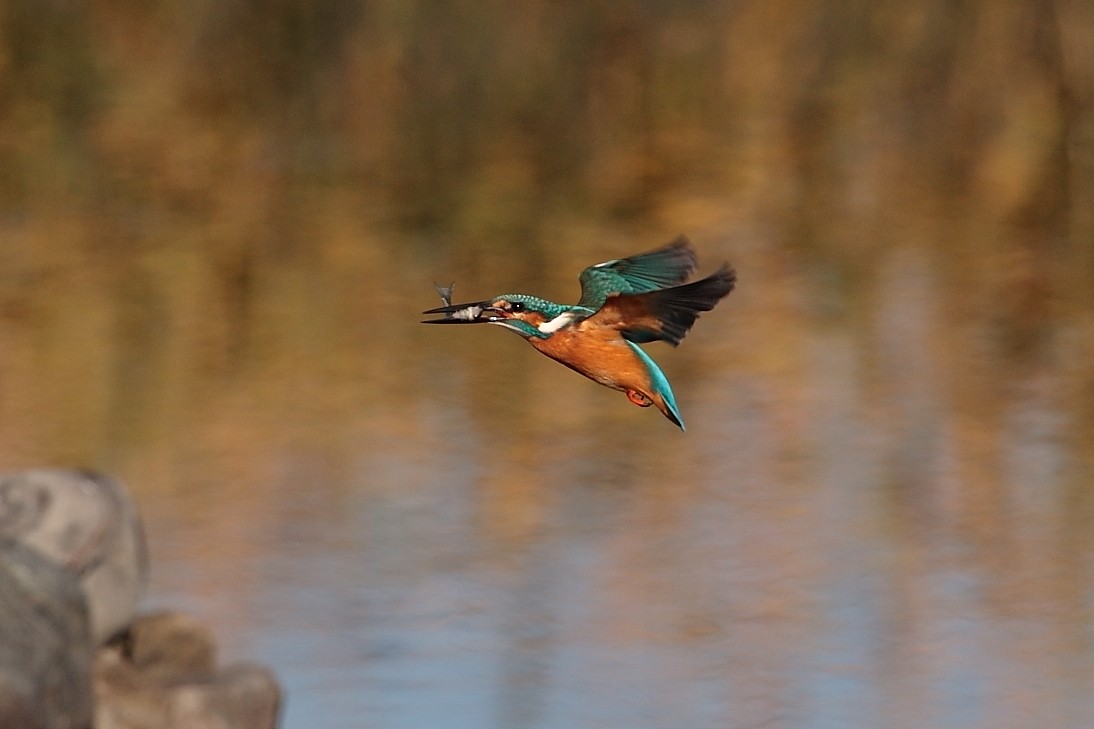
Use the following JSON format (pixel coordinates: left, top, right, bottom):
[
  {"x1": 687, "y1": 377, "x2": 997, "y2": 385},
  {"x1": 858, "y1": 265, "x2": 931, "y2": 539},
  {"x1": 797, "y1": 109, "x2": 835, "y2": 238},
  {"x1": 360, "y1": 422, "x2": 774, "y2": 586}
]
[
  {"x1": 425, "y1": 282, "x2": 489, "y2": 322},
  {"x1": 434, "y1": 282, "x2": 455, "y2": 310}
]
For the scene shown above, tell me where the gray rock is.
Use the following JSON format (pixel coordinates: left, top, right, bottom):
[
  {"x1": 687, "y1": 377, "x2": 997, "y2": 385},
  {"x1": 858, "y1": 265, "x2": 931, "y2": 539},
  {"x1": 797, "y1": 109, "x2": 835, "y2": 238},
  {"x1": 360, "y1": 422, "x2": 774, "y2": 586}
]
[
  {"x1": 0, "y1": 539, "x2": 93, "y2": 729},
  {"x1": 94, "y1": 612, "x2": 281, "y2": 729},
  {"x1": 127, "y1": 612, "x2": 216, "y2": 684},
  {"x1": 0, "y1": 472, "x2": 280, "y2": 729},
  {"x1": 0, "y1": 469, "x2": 148, "y2": 644}
]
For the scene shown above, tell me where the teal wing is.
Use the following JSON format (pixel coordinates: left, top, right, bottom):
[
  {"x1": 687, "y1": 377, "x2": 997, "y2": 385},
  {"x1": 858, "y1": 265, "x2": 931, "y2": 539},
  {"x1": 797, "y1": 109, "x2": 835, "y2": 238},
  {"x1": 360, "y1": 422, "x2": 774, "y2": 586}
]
[
  {"x1": 576, "y1": 236, "x2": 697, "y2": 309},
  {"x1": 583, "y1": 264, "x2": 736, "y2": 347}
]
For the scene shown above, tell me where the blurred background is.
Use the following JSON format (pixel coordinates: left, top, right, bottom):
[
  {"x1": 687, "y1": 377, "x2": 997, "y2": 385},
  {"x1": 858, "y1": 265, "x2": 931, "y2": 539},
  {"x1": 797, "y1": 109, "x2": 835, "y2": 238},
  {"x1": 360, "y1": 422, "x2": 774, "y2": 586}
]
[{"x1": 2, "y1": 1, "x2": 1094, "y2": 727}]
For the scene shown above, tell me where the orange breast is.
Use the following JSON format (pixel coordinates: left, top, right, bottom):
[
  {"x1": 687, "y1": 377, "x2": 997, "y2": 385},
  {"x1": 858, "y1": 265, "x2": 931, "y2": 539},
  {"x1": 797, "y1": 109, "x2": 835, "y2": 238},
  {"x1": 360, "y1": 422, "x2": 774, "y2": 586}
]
[{"x1": 529, "y1": 327, "x2": 652, "y2": 395}]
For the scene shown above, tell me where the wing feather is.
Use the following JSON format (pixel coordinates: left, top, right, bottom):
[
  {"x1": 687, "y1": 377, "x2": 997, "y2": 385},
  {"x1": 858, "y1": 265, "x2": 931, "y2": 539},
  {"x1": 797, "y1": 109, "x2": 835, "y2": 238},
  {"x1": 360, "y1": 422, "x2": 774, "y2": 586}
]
[
  {"x1": 576, "y1": 236, "x2": 697, "y2": 309},
  {"x1": 583, "y1": 264, "x2": 736, "y2": 347}
]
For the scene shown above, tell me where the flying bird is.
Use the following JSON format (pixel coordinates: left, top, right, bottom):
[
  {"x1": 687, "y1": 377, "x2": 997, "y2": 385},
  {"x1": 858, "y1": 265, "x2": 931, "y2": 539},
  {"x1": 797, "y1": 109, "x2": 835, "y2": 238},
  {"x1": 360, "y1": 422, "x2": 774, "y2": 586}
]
[{"x1": 422, "y1": 236, "x2": 735, "y2": 430}]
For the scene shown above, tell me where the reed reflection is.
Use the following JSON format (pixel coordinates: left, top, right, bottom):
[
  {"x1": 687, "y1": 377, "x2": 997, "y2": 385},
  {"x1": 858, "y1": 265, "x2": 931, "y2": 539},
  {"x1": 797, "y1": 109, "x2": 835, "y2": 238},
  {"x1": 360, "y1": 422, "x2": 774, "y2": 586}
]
[{"x1": 1, "y1": 2, "x2": 1093, "y2": 728}]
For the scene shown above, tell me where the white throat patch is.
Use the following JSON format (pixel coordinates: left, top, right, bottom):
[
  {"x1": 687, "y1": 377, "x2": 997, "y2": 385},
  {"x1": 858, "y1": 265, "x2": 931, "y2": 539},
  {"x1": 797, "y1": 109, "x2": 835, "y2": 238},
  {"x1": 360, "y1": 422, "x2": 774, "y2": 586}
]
[{"x1": 537, "y1": 311, "x2": 576, "y2": 334}]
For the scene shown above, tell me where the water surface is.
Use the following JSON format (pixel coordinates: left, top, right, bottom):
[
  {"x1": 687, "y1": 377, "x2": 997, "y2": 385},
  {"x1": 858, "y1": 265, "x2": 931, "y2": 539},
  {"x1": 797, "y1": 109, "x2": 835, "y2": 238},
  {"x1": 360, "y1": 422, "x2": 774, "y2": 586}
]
[{"x1": 2, "y1": 3, "x2": 1094, "y2": 727}]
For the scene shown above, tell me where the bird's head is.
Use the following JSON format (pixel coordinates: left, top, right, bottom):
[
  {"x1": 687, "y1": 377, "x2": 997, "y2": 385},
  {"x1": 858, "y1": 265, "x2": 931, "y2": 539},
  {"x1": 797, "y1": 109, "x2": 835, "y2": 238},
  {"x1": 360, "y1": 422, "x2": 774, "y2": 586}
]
[{"x1": 422, "y1": 294, "x2": 575, "y2": 339}]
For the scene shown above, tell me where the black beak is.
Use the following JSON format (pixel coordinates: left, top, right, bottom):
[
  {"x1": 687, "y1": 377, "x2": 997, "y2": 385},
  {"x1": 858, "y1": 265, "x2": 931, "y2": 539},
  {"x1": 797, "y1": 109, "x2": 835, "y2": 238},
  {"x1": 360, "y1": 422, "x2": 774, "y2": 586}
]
[{"x1": 421, "y1": 301, "x2": 502, "y2": 324}]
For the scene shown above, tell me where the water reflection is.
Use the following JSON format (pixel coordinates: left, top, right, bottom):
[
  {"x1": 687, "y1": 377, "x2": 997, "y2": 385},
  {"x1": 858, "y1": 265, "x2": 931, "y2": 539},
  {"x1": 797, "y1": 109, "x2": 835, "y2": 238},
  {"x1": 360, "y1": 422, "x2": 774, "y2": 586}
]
[
  {"x1": 3, "y1": 218, "x2": 1093, "y2": 729},
  {"x1": 117, "y1": 252, "x2": 1093, "y2": 729},
  {"x1": 3, "y1": 2, "x2": 1094, "y2": 727}
]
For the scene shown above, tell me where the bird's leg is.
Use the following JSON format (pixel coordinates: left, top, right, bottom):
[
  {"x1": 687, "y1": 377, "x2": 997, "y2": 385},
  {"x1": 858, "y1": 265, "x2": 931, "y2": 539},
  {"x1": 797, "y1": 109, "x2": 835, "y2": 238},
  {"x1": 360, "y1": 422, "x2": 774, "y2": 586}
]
[{"x1": 626, "y1": 389, "x2": 653, "y2": 407}]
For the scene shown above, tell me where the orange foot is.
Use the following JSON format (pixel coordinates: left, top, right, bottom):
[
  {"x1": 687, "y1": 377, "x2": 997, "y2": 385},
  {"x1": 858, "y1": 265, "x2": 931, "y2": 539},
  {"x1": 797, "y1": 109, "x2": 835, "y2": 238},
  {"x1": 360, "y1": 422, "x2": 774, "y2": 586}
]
[{"x1": 626, "y1": 389, "x2": 653, "y2": 407}]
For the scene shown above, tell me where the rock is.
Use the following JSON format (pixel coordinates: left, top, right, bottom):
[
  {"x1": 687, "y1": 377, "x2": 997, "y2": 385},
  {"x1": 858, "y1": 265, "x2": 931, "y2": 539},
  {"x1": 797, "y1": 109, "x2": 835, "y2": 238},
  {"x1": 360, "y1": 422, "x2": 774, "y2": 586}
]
[
  {"x1": 167, "y1": 664, "x2": 281, "y2": 729},
  {"x1": 0, "y1": 471, "x2": 281, "y2": 729},
  {"x1": 94, "y1": 612, "x2": 281, "y2": 729},
  {"x1": 0, "y1": 539, "x2": 93, "y2": 729},
  {"x1": 127, "y1": 612, "x2": 216, "y2": 684},
  {"x1": 0, "y1": 469, "x2": 148, "y2": 644}
]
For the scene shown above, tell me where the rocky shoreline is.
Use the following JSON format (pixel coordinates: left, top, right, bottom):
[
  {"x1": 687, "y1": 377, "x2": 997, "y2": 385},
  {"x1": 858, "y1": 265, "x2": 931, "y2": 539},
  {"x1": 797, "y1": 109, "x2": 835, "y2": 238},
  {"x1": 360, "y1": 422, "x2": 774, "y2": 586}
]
[{"x1": 0, "y1": 469, "x2": 281, "y2": 729}]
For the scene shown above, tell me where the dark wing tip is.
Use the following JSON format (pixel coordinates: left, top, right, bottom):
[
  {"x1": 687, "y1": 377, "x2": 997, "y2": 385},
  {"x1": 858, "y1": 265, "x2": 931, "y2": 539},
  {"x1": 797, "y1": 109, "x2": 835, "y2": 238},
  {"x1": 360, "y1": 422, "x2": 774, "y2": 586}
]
[
  {"x1": 710, "y1": 263, "x2": 737, "y2": 296},
  {"x1": 664, "y1": 234, "x2": 693, "y2": 253},
  {"x1": 618, "y1": 263, "x2": 737, "y2": 347}
]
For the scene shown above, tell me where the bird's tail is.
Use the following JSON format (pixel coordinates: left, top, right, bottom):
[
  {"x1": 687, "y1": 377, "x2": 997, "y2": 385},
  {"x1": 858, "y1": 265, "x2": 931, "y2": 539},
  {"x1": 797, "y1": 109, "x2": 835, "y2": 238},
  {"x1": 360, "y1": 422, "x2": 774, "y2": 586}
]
[{"x1": 625, "y1": 340, "x2": 686, "y2": 430}]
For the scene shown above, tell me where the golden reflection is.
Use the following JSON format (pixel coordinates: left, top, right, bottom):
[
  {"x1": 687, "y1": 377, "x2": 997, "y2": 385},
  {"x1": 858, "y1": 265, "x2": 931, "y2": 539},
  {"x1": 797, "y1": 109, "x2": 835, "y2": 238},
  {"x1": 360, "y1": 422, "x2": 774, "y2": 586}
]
[{"x1": 2, "y1": 2, "x2": 1094, "y2": 727}]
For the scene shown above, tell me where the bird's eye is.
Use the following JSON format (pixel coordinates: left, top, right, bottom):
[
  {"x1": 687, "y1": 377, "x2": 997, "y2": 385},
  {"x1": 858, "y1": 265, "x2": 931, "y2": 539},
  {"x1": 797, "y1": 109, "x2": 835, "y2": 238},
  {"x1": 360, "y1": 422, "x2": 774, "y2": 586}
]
[{"x1": 510, "y1": 301, "x2": 525, "y2": 313}]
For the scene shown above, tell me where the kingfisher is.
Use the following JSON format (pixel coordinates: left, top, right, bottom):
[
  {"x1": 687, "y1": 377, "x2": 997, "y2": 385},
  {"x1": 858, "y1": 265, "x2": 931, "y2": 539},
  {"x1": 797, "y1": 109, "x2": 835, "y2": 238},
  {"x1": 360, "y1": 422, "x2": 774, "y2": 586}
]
[{"x1": 422, "y1": 236, "x2": 735, "y2": 430}]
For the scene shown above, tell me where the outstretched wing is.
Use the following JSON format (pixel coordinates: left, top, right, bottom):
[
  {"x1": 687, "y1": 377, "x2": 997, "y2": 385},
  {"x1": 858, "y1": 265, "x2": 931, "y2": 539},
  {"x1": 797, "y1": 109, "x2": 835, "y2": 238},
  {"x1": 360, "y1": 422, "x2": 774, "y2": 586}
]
[
  {"x1": 576, "y1": 236, "x2": 697, "y2": 310},
  {"x1": 582, "y1": 264, "x2": 736, "y2": 347}
]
